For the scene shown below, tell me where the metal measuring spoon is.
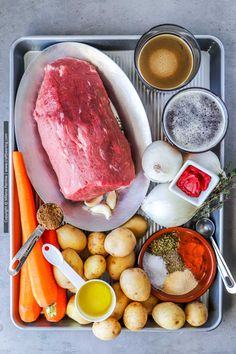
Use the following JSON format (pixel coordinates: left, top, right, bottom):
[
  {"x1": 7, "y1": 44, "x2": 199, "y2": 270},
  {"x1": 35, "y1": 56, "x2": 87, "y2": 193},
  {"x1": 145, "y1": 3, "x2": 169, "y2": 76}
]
[
  {"x1": 8, "y1": 203, "x2": 63, "y2": 276},
  {"x1": 196, "y1": 217, "x2": 236, "y2": 294}
]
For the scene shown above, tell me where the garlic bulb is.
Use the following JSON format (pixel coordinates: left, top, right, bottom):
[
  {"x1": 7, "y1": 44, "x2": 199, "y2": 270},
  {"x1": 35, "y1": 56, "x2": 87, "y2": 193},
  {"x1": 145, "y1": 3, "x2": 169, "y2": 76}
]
[
  {"x1": 142, "y1": 183, "x2": 197, "y2": 227},
  {"x1": 142, "y1": 141, "x2": 183, "y2": 183},
  {"x1": 183, "y1": 151, "x2": 223, "y2": 175}
]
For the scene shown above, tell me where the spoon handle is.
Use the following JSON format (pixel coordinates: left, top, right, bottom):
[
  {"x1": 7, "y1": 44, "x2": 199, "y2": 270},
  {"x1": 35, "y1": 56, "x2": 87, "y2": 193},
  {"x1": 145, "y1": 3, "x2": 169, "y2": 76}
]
[
  {"x1": 8, "y1": 224, "x2": 45, "y2": 276},
  {"x1": 210, "y1": 236, "x2": 236, "y2": 294}
]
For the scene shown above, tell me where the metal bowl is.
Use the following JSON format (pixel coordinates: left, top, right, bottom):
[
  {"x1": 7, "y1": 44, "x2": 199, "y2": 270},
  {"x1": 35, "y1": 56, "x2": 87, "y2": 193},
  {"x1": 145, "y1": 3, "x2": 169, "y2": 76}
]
[{"x1": 15, "y1": 42, "x2": 152, "y2": 231}]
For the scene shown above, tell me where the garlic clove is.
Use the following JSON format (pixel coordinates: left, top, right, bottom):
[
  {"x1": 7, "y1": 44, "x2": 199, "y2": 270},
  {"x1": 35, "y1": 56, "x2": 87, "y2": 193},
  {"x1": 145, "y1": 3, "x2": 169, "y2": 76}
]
[
  {"x1": 84, "y1": 195, "x2": 103, "y2": 208},
  {"x1": 106, "y1": 191, "x2": 117, "y2": 210},
  {"x1": 90, "y1": 204, "x2": 112, "y2": 220}
]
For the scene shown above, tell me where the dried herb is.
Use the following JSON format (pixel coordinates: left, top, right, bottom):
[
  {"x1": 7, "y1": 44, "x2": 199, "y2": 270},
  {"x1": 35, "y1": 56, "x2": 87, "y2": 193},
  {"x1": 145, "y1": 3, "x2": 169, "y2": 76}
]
[
  {"x1": 149, "y1": 232, "x2": 185, "y2": 273},
  {"x1": 193, "y1": 168, "x2": 236, "y2": 220},
  {"x1": 162, "y1": 250, "x2": 185, "y2": 273},
  {"x1": 149, "y1": 233, "x2": 179, "y2": 256}
]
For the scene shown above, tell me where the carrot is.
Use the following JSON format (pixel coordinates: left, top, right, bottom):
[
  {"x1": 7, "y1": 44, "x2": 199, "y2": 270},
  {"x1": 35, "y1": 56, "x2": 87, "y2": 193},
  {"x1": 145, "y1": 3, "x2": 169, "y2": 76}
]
[
  {"x1": 13, "y1": 169, "x2": 41, "y2": 322},
  {"x1": 42, "y1": 229, "x2": 67, "y2": 322},
  {"x1": 13, "y1": 151, "x2": 58, "y2": 308},
  {"x1": 42, "y1": 229, "x2": 60, "y2": 249},
  {"x1": 19, "y1": 263, "x2": 42, "y2": 322},
  {"x1": 43, "y1": 286, "x2": 67, "y2": 322}
]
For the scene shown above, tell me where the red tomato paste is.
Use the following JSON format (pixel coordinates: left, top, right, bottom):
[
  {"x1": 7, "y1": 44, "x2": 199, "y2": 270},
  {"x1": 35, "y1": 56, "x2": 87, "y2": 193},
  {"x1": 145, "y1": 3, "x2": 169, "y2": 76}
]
[{"x1": 177, "y1": 165, "x2": 211, "y2": 197}]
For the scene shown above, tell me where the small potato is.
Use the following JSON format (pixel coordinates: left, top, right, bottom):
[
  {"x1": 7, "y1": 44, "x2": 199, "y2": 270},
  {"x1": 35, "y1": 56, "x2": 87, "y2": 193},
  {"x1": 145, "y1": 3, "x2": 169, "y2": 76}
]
[
  {"x1": 111, "y1": 282, "x2": 130, "y2": 320},
  {"x1": 185, "y1": 301, "x2": 208, "y2": 327},
  {"x1": 104, "y1": 228, "x2": 136, "y2": 257},
  {"x1": 56, "y1": 224, "x2": 87, "y2": 252},
  {"x1": 66, "y1": 295, "x2": 91, "y2": 325},
  {"x1": 152, "y1": 302, "x2": 185, "y2": 330},
  {"x1": 141, "y1": 294, "x2": 159, "y2": 315},
  {"x1": 123, "y1": 302, "x2": 148, "y2": 331},
  {"x1": 107, "y1": 251, "x2": 136, "y2": 280},
  {"x1": 84, "y1": 255, "x2": 106, "y2": 280},
  {"x1": 120, "y1": 268, "x2": 151, "y2": 301},
  {"x1": 87, "y1": 232, "x2": 108, "y2": 256},
  {"x1": 92, "y1": 317, "x2": 121, "y2": 341},
  {"x1": 53, "y1": 248, "x2": 83, "y2": 289},
  {"x1": 121, "y1": 215, "x2": 148, "y2": 239}
]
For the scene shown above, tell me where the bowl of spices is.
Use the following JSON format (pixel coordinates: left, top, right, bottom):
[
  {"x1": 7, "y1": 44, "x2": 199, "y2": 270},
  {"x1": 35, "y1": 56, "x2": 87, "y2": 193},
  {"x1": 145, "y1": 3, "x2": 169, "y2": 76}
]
[{"x1": 138, "y1": 227, "x2": 216, "y2": 303}]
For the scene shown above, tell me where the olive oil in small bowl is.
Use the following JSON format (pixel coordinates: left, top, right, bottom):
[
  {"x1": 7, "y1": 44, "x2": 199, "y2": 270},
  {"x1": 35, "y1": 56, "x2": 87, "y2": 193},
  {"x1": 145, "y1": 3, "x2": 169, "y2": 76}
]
[
  {"x1": 135, "y1": 24, "x2": 201, "y2": 91},
  {"x1": 76, "y1": 279, "x2": 116, "y2": 321}
]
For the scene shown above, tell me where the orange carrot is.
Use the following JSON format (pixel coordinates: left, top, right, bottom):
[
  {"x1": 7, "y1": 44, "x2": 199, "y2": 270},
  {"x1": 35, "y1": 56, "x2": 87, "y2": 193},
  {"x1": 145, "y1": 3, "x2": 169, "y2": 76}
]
[
  {"x1": 19, "y1": 263, "x2": 41, "y2": 322},
  {"x1": 42, "y1": 229, "x2": 60, "y2": 249},
  {"x1": 13, "y1": 151, "x2": 58, "y2": 307},
  {"x1": 43, "y1": 286, "x2": 67, "y2": 322},
  {"x1": 13, "y1": 169, "x2": 41, "y2": 322},
  {"x1": 42, "y1": 229, "x2": 67, "y2": 321}
]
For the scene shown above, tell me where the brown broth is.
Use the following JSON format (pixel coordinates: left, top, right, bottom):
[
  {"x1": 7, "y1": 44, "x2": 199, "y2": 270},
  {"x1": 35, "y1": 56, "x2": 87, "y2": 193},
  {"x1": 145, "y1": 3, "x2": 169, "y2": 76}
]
[{"x1": 138, "y1": 34, "x2": 193, "y2": 90}]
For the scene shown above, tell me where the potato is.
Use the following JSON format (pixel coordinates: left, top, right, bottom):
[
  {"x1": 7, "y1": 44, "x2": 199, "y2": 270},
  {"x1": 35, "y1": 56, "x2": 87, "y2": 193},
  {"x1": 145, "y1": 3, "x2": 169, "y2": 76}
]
[
  {"x1": 56, "y1": 224, "x2": 87, "y2": 252},
  {"x1": 121, "y1": 215, "x2": 148, "y2": 239},
  {"x1": 111, "y1": 282, "x2": 130, "y2": 320},
  {"x1": 152, "y1": 302, "x2": 185, "y2": 330},
  {"x1": 120, "y1": 268, "x2": 151, "y2": 301},
  {"x1": 107, "y1": 251, "x2": 136, "y2": 280},
  {"x1": 185, "y1": 301, "x2": 208, "y2": 327},
  {"x1": 104, "y1": 228, "x2": 136, "y2": 257},
  {"x1": 53, "y1": 248, "x2": 83, "y2": 289},
  {"x1": 87, "y1": 232, "x2": 108, "y2": 256},
  {"x1": 92, "y1": 317, "x2": 121, "y2": 340},
  {"x1": 84, "y1": 255, "x2": 106, "y2": 280},
  {"x1": 141, "y1": 294, "x2": 159, "y2": 315},
  {"x1": 123, "y1": 302, "x2": 148, "y2": 331},
  {"x1": 66, "y1": 295, "x2": 91, "y2": 325}
]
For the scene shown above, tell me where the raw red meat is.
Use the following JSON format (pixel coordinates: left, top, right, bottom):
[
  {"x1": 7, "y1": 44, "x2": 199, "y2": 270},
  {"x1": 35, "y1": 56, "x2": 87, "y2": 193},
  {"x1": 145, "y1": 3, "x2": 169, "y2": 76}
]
[{"x1": 33, "y1": 57, "x2": 135, "y2": 201}]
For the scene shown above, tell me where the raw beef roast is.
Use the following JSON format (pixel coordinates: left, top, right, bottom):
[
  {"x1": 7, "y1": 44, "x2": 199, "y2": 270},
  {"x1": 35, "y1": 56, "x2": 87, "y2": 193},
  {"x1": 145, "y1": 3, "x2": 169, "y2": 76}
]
[{"x1": 33, "y1": 57, "x2": 135, "y2": 201}]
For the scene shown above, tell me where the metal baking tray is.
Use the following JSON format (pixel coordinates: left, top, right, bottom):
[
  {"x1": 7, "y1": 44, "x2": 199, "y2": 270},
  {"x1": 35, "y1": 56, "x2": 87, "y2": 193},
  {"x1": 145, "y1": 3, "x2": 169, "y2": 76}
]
[{"x1": 9, "y1": 35, "x2": 224, "y2": 331}]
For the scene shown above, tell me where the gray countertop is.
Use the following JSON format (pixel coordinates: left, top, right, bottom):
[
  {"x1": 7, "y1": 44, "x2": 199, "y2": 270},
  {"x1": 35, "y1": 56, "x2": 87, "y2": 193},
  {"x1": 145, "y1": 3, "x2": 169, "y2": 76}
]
[{"x1": 1, "y1": 0, "x2": 236, "y2": 353}]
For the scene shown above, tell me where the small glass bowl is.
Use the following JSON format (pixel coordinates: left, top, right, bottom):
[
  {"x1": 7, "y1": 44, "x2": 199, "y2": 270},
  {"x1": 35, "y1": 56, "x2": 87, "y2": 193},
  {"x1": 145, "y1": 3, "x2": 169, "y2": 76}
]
[
  {"x1": 162, "y1": 87, "x2": 229, "y2": 153},
  {"x1": 134, "y1": 24, "x2": 201, "y2": 92}
]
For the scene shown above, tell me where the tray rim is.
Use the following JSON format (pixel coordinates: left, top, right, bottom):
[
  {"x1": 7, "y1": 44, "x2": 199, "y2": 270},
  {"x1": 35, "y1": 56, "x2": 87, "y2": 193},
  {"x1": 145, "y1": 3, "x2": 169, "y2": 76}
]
[{"x1": 9, "y1": 34, "x2": 224, "y2": 332}]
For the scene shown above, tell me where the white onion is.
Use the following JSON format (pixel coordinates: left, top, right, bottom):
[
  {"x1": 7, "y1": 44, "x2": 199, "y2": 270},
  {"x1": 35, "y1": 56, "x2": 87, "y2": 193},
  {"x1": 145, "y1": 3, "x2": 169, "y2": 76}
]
[
  {"x1": 141, "y1": 183, "x2": 197, "y2": 227},
  {"x1": 142, "y1": 141, "x2": 183, "y2": 183},
  {"x1": 183, "y1": 151, "x2": 223, "y2": 175}
]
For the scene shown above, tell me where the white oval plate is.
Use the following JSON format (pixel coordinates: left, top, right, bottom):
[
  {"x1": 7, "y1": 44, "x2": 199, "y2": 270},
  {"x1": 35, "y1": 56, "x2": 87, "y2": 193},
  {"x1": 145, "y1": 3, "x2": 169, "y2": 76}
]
[{"x1": 15, "y1": 42, "x2": 152, "y2": 231}]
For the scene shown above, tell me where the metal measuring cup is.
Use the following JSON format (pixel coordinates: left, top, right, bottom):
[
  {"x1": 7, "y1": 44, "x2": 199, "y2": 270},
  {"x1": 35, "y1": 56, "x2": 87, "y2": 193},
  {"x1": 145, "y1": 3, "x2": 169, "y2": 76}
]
[
  {"x1": 8, "y1": 203, "x2": 64, "y2": 276},
  {"x1": 42, "y1": 244, "x2": 116, "y2": 322}
]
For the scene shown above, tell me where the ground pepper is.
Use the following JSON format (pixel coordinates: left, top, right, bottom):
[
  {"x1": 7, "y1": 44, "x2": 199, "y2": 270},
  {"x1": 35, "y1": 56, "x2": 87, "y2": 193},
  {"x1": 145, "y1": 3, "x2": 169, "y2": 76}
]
[{"x1": 178, "y1": 234, "x2": 206, "y2": 280}]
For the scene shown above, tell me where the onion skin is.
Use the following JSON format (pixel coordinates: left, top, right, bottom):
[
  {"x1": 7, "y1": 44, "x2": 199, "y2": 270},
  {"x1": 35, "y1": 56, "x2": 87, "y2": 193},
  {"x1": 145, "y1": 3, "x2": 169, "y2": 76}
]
[
  {"x1": 142, "y1": 141, "x2": 183, "y2": 183},
  {"x1": 183, "y1": 152, "x2": 223, "y2": 175}
]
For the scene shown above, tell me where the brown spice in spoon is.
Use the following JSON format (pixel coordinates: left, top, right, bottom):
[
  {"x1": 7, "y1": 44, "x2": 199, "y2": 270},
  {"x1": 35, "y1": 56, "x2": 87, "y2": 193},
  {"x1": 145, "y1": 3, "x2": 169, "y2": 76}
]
[{"x1": 37, "y1": 203, "x2": 63, "y2": 230}]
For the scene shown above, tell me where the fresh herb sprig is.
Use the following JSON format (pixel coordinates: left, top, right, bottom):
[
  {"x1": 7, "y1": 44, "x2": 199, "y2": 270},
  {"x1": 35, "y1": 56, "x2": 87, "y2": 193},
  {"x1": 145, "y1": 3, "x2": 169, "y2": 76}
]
[{"x1": 193, "y1": 168, "x2": 236, "y2": 220}]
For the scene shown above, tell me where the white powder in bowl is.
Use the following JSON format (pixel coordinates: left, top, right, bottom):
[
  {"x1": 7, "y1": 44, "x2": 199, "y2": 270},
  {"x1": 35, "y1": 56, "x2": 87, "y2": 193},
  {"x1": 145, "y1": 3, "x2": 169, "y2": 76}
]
[
  {"x1": 163, "y1": 269, "x2": 198, "y2": 295},
  {"x1": 142, "y1": 252, "x2": 168, "y2": 289}
]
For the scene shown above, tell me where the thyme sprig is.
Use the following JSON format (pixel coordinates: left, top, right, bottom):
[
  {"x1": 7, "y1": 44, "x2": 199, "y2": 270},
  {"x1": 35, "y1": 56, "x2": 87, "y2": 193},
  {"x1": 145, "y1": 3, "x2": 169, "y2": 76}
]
[{"x1": 193, "y1": 168, "x2": 236, "y2": 220}]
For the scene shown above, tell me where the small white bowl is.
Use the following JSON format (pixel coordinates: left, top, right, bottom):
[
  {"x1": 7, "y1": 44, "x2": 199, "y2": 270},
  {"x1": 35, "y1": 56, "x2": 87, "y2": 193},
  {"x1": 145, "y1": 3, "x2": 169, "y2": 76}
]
[{"x1": 169, "y1": 160, "x2": 220, "y2": 207}]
